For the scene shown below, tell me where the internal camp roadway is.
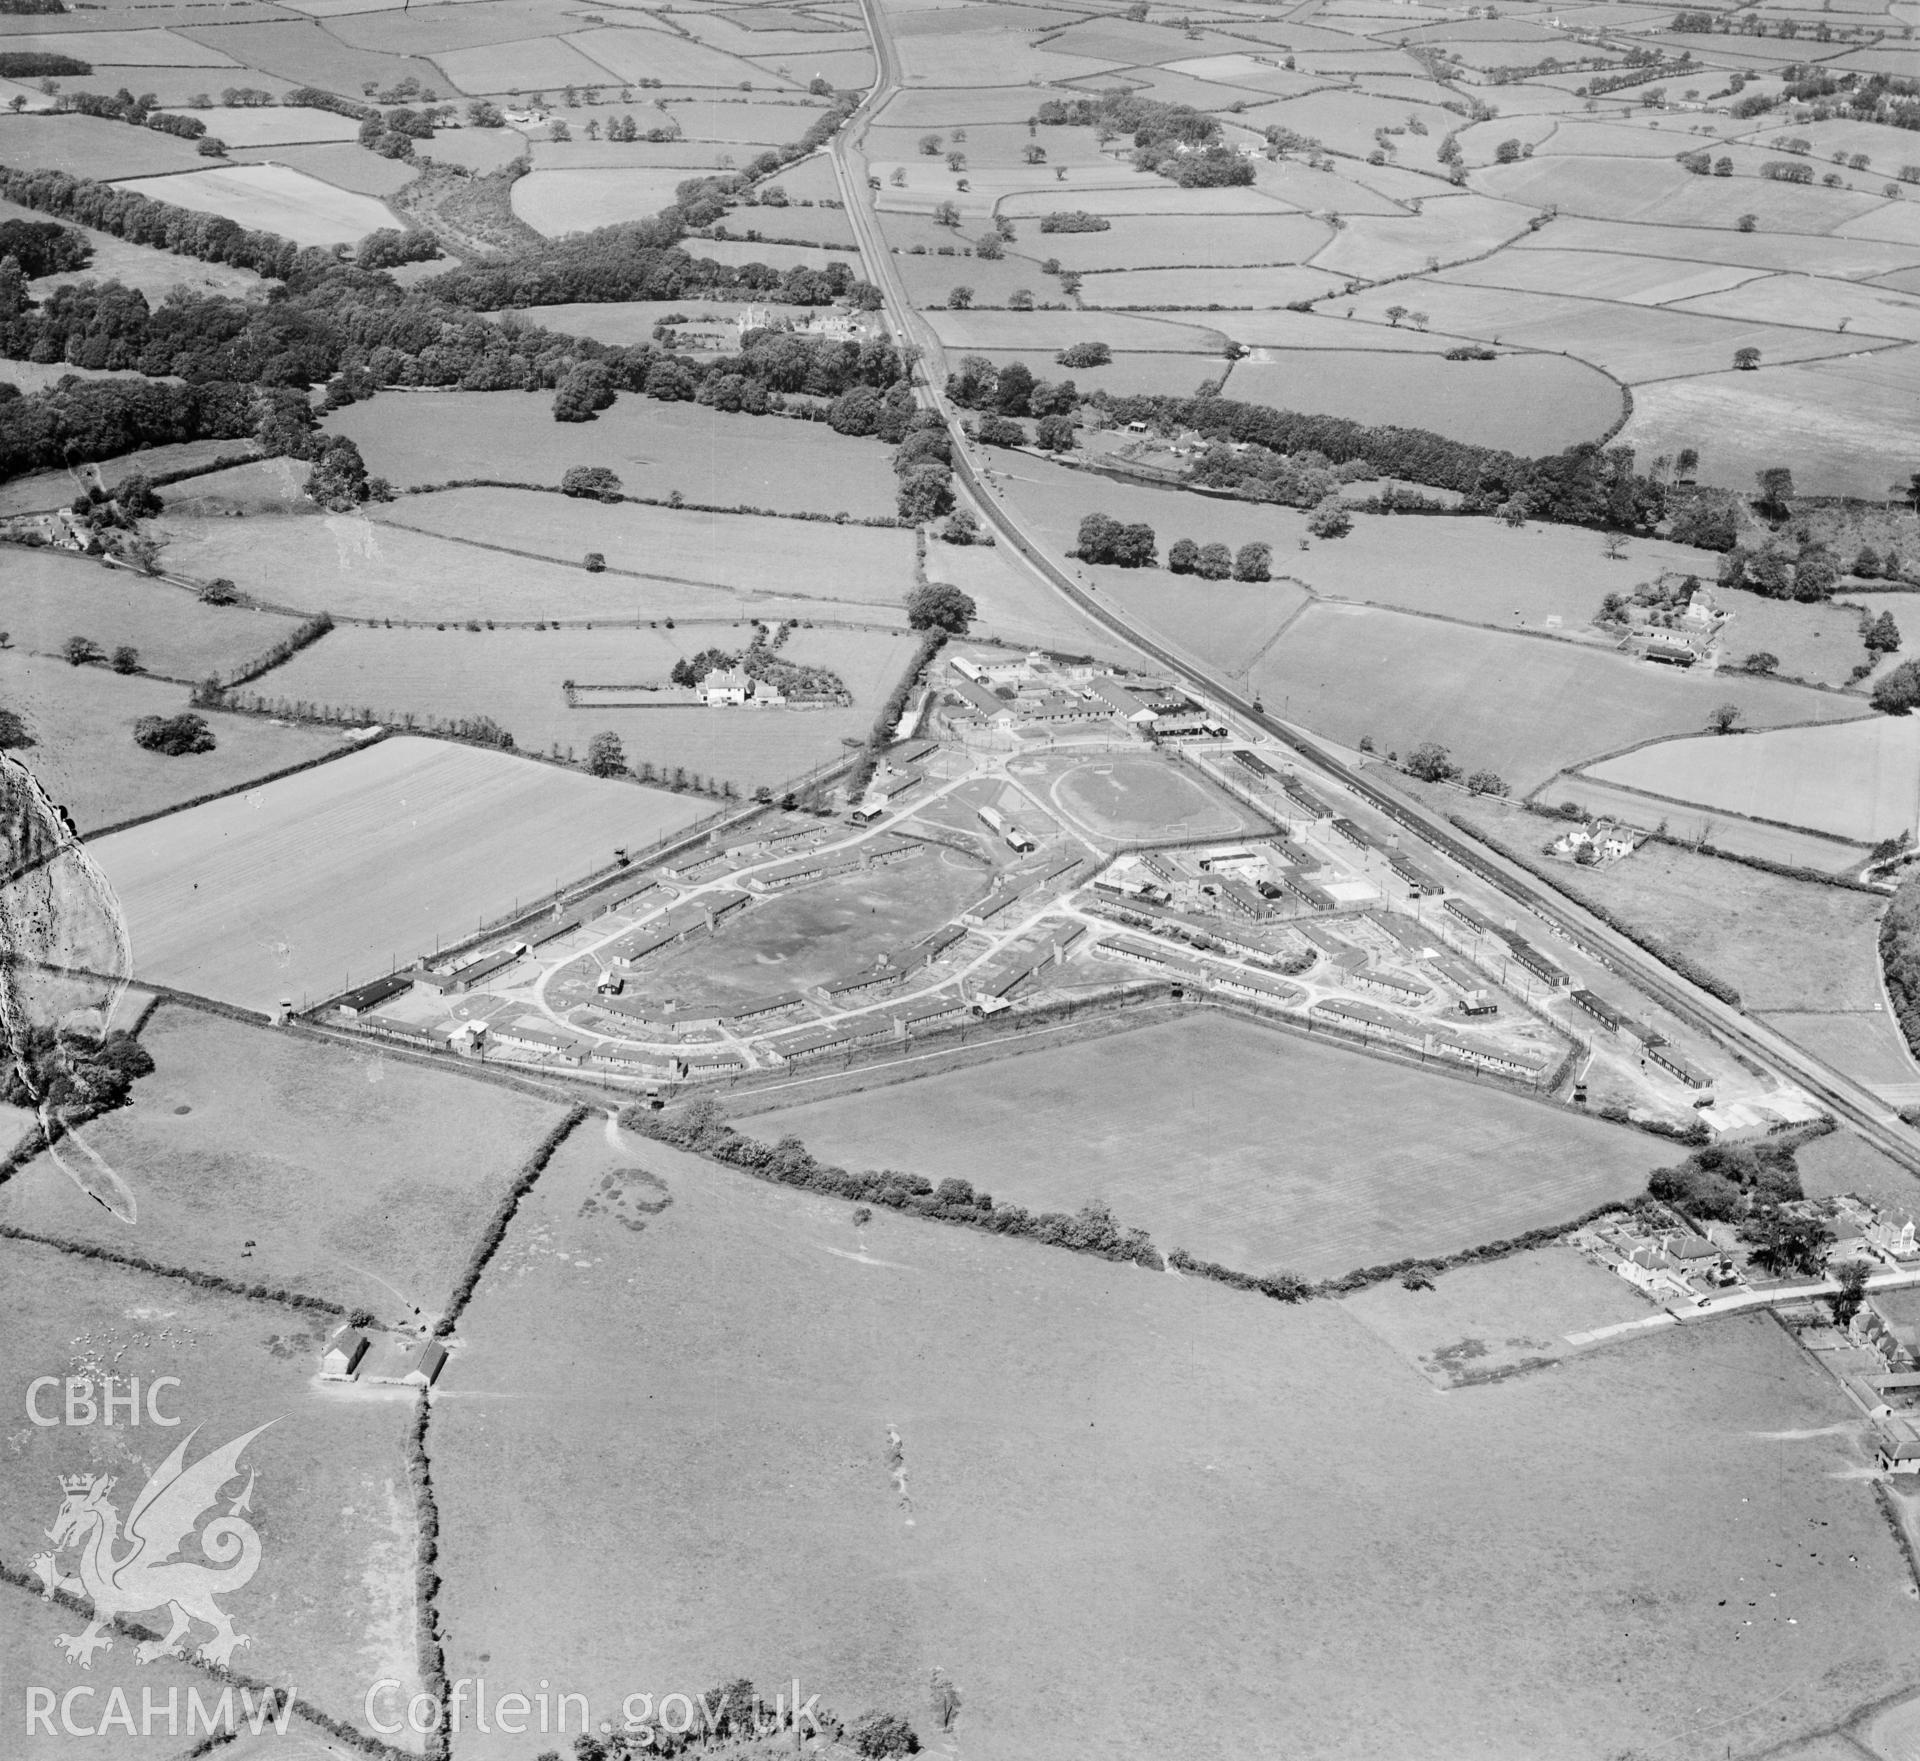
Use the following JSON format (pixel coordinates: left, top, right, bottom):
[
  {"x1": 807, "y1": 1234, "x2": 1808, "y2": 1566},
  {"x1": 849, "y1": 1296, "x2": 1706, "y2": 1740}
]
[{"x1": 823, "y1": 4, "x2": 1920, "y2": 1178}]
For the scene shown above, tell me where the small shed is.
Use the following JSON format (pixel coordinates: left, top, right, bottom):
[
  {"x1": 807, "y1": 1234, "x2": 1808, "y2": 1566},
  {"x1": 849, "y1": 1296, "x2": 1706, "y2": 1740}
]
[{"x1": 320, "y1": 1328, "x2": 369, "y2": 1381}]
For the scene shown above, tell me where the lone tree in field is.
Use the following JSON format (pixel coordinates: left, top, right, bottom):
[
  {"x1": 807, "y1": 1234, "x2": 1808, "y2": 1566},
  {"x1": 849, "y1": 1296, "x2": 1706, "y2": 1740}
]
[
  {"x1": 932, "y1": 199, "x2": 961, "y2": 228},
  {"x1": 1233, "y1": 541, "x2": 1272, "y2": 581},
  {"x1": 1036, "y1": 412, "x2": 1076, "y2": 451},
  {"x1": 1868, "y1": 611, "x2": 1903, "y2": 653},
  {"x1": 561, "y1": 465, "x2": 623, "y2": 500},
  {"x1": 109, "y1": 646, "x2": 139, "y2": 675},
  {"x1": 304, "y1": 436, "x2": 372, "y2": 511},
  {"x1": 1733, "y1": 346, "x2": 1761, "y2": 371},
  {"x1": 947, "y1": 285, "x2": 974, "y2": 309},
  {"x1": 1707, "y1": 701, "x2": 1744, "y2": 734},
  {"x1": 1465, "y1": 769, "x2": 1509, "y2": 796},
  {"x1": 905, "y1": 582, "x2": 976, "y2": 634},
  {"x1": 586, "y1": 731, "x2": 626, "y2": 776},
  {"x1": 0, "y1": 707, "x2": 30, "y2": 749},
  {"x1": 1168, "y1": 537, "x2": 1200, "y2": 574},
  {"x1": 1307, "y1": 500, "x2": 1353, "y2": 540},
  {"x1": 1874, "y1": 659, "x2": 1920, "y2": 714},
  {"x1": 1755, "y1": 465, "x2": 1794, "y2": 517},
  {"x1": 63, "y1": 636, "x2": 101, "y2": 667},
  {"x1": 132, "y1": 712, "x2": 215, "y2": 755},
  {"x1": 1742, "y1": 649, "x2": 1780, "y2": 675},
  {"x1": 918, "y1": 133, "x2": 942, "y2": 155},
  {"x1": 897, "y1": 464, "x2": 955, "y2": 523},
  {"x1": 1404, "y1": 742, "x2": 1460, "y2": 783}
]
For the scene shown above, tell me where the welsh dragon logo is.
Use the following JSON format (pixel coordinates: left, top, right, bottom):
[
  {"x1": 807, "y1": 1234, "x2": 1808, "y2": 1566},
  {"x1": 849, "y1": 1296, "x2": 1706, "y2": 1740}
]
[{"x1": 29, "y1": 1422, "x2": 272, "y2": 1669}]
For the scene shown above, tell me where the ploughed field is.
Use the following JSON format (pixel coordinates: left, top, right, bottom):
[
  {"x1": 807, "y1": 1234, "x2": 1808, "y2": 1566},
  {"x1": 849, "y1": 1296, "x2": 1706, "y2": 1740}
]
[{"x1": 88, "y1": 736, "x2": 711, "y2": 1011}]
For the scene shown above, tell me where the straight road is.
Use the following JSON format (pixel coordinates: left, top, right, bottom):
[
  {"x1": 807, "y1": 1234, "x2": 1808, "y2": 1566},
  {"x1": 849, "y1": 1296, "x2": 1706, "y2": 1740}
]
[{"x1": 825, "y1": 1, "x2": 1920, "y2": 1175}]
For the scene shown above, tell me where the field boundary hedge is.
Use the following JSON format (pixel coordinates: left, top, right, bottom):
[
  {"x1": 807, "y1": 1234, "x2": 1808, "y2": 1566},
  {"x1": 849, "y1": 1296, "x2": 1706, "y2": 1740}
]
[
  {"x1": 76, "y1": 725, "x2": 385, "y2": 843},
  {"x1": 1537, "y1": 761, "x2": 1874, "y2": 849},
  {"x1": 401, "y1": 477, "x2": 908, "y2": 530},
  {"x1": 0, "y1": 1222, "x2": 346, "y2": 1314},
  {"x1": 0, "y1": 1563, "x2": 410, "y2": 1760},
  {"x1": 434, "y1": 1105, "x2": 589, "y2": 1337},
  {"x1": 403, "y1": 1392, "x2": 449, "y2": 1760}
]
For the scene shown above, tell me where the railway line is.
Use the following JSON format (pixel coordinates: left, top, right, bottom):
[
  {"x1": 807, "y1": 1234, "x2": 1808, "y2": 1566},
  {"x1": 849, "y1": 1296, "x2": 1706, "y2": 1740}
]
[{"x1": 824, "y1": 1, "x2": 1920, "y2": 1176}]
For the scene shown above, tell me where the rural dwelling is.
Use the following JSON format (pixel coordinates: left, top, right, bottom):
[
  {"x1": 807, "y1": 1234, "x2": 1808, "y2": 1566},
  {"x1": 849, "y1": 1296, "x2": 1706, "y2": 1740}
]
[
  {"x1": 1870, "y1": 1214, "x2": 1920, "y2": 1259},
  {"x1": 320, "y1": 1328, "x2": 370, "y2": 1381},
  {"x1": 704, "y1": 668, "x2": 751, "y2": 707},
  {"x1": 1877, "y1": 1431, "x2": 1920, "y2": 1475}
]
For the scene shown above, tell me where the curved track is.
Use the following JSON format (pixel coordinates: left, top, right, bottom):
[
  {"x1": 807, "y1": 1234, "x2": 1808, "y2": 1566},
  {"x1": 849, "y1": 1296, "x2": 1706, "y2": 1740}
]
[{"x1": 826, "y1": 1, "x2": 1920, "y2": 1177}]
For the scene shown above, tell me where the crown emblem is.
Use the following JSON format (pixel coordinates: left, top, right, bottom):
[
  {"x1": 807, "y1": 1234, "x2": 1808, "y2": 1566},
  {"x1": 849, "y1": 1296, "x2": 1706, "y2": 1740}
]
[{"x1": 59, "y1": 1473, "x2": 100, "y2": 1494}]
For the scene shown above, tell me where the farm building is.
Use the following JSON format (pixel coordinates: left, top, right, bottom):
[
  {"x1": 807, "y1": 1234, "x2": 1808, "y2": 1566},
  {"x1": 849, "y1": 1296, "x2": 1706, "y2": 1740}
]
[
  {"x1": 704, "y1": 668, "x2": 751, "y2": 707},
  {"x1": 360, "y1": 1336, "x2": 448, "y2": 1388},
  {"x1": 320, "y1": 1328, "x2": 370, "y2": 1381}
]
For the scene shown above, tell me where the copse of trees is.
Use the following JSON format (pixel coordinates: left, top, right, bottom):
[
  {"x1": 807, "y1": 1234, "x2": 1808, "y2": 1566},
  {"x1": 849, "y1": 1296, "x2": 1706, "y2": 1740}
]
[
  {"x1": 0, "y1": 378, "x2": 297, "y2": 485},
  {"x1": 1074, "y1": 511, "x2": 1156, "y2": 566},
  {"x1": 1095, "y1": 389, "x2": 1670, "y2": 531},
  {"x1": 0, "y1": 218, "x2": 89, "y2": 277},
  {"x1": 132, "y1": 711, "x2": 215, "y2": 754}
]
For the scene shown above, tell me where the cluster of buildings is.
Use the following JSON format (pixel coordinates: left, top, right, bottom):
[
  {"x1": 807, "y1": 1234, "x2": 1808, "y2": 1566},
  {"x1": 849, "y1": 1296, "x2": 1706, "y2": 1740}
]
[{"x1": 941, "y1": 652, "x2": 1226, "y2": 739}]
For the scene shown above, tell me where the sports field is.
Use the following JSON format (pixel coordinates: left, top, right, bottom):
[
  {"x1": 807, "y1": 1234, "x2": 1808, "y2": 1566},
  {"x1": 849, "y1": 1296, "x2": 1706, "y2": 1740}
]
[
  {"x1": 600, "y1": 845, "x2": 992, "y2": 1012},
  {"x1": 1043, "y1": 754, "x2": 1251, "y2": 842},
  {"x1": 426, "y1": 1115, "x2": 1920, "y2": 1761},
  {"x1": 1587, "y1": 714, "x2": 1920, "y2": 846},
  {"x1": 0, "y1": 1005, "x2": 569, "y2": 1316},
  {"x1": 89, "y1": 736, "x2": 712, "y2": 1010},
  {"x1": 1249, "y1": 605, "x2": 1869, "y2": 794},
  {"x1": 736, "y1": 1012, "x2": 1639, "y2": 1280}
]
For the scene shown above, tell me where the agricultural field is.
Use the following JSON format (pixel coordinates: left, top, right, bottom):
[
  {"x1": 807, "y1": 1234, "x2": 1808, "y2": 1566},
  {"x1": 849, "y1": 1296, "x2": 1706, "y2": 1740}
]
[
  {"x1": 510, "y1": 165, "x2": 755, "y2": 233},
  {"x1": 0, "y1": 193, "x2": 263, "y2": 303},
  {"x1": 1248, "y1": 604, "x2": 1868, "y2": 794},
  {"x1": 433, "y1": 1118, "x2": 1918, "y2": 1761},
  {"x1": 0, "y1": 1005, "x2": 570, "y2": 1317},
  {"x1": 1716, "y1": 588, "x2": 1879, "y2": 690},
  {"x1": 1585, "y1": 714, "x2": 1920, "y2": 846},
  {"x1": 231, "y1": 140, "x2": 420, "y2": 200},
  {"x1": 1094, "y1": 571, "x2": 1309, "y2": 680},
  {"x1": 0, "y1": 648, "x2": 342, "y2": 837},
  {"x1": 326, "y1": 391, "x2": 900, "y2": 520},
  {"x1": 192, "y1": 103, "x2": 362, "y2": 147},
  {"x1": 0, "y1": 112, "x2": 209, "y2": 180},
  {"x1": 0, "y1": 435, "x2": 255, "y2": 518},
  {"x1": 0, "y1": 1237, "x2": 423, "y2": 1748},
  {"x1": 258, "y1": 622, "x2": 919, "y2": 787},
  {"x1": 89, "y1": 735, "x2": 712, "y2": 1010},
  {"x1": 110, "y1": 164, "x2": 399, "y2": 247},
  {"x1": 1222, "y1": 349, "x2": 1622, "y2": 454},
  {"x1": 740, "y1": 1012, "x2": 1645, "y2": 1281},
  {"x1": 1764, "y1": 1010, "x2": 1920, "y2": 1107},
  {"x1": 2, "y1": 549, "x2": 301, "y2": 681},
  {"x1": 1619, "y1": 352, "x2": 1920, "y2": 502},
  {"x1": 920, "y1": 531, "x2": 1131, "y2": 656},
  {"x1": 378, "y1": 486, "x2": 917, "y2": 601}
]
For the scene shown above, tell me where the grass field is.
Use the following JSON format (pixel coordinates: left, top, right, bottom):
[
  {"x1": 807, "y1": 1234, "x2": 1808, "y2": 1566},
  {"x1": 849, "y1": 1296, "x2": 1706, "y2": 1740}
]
[
  {"x1": 1618, "y1": 355, "x2": 1920, "y2": 502},
  {"x1": 193, "y1": 103, "x2": 361, "y2": 147},
  {"x1": 1311, "y1": 195, "x2": 1536, "y2": 283},
  {"x1": 921, "y1": 534, "x2": 1130, "y2": 656},
  {"x1": 0, "y1": 434, "x2": 256, "y2": 517},
  {"x1": 1717, "y1": 588, "x2": 1875, "y2": 689},
  {"x1": 3, "y1": 549, "x2": 300, "y2": 681},
  {"x1": 262, "y1": 624, "x2": 918, "y2": 789},
  {"x1": 1223, "y1": 350, "x2": 1622, "y2": 454},
  {"x1": 1076, "y1": 264, "x2": 1345, "y2": 310},
  {"x1": 1587, "y1": 714, "x2": 1920, "y2": 845},
  {"x1": 1012, "y1": 212, "x2": 1334, "y2": 272},
  {"x1": 1452, "y1": 804, "x2": 1890, "y2": 1014},
  {"x1": 1094, "y1": 572, "x2": 1309, "y2": 679},
  {"x1": 0, "y1": 649, "x2": 341, "y2": 836},
  {"x1": 1040, "y1": 753, "x2": 1252, "y2": 842},
  {"x1": 430, "y1": 1111, "x2": 1920, "y2": 1761},
  {"x1": 1249, "y1": 604, "x2": 1869, "y2": 793},
  {"x1": 0, "y1": 1005, "x2": 569, "y2": 1316},
  {"x1": 511, "y1": 164, "x2": 703, "y2": 233},
  {"x1": 110, "y1": 163, "x2": 398, "y2": 247},
  {"x1": 0, "y1": 193, "x2": 263, "y2": 303},
  {"x1": 232, "y1": 139, "x2": 420, "y2": 199},
  {"x1": 328, "y1": 392, "x2": 900, "y2": 520},
  {"x1": 0, "y1": 112, "x2": 208, "y2": 180},
  {"x1": 603, "y1": 844, "x2": 992, "y2": 1012},
  {"x1": 89, "y1": 735, "x2": 712, "y2": 1010},
  {"x1": 737, "y1": 1012, "x2": 1640, "y2": 1280},
  {"x1": 0, "y1": 1236, "x2": 422, "y2": 1749},
  {"x1": 378, "y1": 486, "x2": 917, "y2": 599},
  {"x1": 1765, "y1": 1009, "x2": 1920, "y2": 1102}
]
